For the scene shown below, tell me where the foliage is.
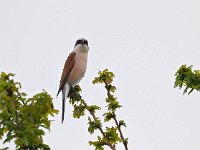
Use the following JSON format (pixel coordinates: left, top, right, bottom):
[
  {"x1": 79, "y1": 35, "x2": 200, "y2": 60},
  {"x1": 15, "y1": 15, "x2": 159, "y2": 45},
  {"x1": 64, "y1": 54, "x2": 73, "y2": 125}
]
[
  {"x1": 174, "y1": 65, "x2": 200, "y2": 94},
  {"x1": 68, "y1": 69, "x2": 128, "y2": 150},
  {"x1": 0, "y1": 72, "x2": 58, "y2": 150}
]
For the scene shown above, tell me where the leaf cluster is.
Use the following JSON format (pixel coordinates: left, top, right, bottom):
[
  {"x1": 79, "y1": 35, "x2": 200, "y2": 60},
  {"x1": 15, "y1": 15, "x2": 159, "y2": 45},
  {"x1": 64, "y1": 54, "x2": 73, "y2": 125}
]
[
  {"x1": 69, "y1": 69, "x2": 128, "y2": 150},
  {"x1": 174, "y1": 65, "x2": 200, "y2": 94},
  {"x1": 0, "y1": 72, "x2": 58, "y2": 149}
]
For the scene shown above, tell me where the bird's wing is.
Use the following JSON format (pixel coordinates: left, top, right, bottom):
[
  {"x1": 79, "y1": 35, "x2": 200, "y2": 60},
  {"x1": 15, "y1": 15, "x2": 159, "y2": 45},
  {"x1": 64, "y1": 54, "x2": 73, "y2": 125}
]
[{"x1": 57, "y1": 51, "x2": 76, "y2": 96}]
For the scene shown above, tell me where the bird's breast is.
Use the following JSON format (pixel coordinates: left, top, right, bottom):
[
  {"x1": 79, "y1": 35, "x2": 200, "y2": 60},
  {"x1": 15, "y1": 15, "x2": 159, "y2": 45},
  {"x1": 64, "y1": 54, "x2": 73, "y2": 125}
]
[
  {"x1": 75, "y1": 53, "x2": 88, "y2": 75},
  {"x1": 67, "y1": 52, "x2": 88, "y2": 86}
]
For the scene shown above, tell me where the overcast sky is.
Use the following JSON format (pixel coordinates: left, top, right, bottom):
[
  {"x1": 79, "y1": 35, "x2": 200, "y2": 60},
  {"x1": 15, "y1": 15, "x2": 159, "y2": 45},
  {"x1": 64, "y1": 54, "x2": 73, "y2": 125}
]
[{"x1": 1, "y1": 0, "x2": 200, "y2": 150}]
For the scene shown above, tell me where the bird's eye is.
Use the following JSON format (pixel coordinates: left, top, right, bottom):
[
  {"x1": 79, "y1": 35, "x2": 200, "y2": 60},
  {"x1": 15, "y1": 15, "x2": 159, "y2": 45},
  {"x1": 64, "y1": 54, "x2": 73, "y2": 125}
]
[{"x1": 75, "y1": 40, "x2": 81, "y2": 46}]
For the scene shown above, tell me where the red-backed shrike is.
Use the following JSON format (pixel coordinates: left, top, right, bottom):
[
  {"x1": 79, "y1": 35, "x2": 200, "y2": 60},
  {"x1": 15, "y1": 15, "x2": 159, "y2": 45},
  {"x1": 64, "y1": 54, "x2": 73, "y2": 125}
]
[{"x1": 57, "y1": 38, "x2": 89, "y2": 122}]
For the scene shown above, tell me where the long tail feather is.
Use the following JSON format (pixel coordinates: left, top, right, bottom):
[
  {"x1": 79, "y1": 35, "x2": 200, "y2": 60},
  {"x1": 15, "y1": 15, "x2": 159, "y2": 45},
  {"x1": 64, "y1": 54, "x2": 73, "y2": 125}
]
[
  {"x1": 61, "y1": 83, "x2": 70, "y2": 123},
  {"x1": 62, "y1": 97, "x2": 65, "y2": 123}
]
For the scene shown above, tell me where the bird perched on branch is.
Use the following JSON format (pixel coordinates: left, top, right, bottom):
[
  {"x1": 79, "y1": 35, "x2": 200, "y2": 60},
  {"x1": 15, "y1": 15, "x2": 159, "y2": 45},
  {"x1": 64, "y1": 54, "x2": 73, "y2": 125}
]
[{"x1": 57, "y1": 38, "x2": 89, "y2": 123}]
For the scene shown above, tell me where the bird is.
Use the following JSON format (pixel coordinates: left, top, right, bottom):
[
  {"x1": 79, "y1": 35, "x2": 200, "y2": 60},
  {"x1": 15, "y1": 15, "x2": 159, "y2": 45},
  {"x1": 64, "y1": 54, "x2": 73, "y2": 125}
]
[{"x1": 57, "y1": 38, "x2": 89, "y2": 123}]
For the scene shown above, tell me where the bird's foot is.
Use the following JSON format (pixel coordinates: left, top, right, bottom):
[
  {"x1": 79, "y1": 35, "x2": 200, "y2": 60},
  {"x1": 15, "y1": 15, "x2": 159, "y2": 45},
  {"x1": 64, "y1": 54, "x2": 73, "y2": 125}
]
[{"x1": 70, "y1": 86, "x2": 81, "y2": 101}]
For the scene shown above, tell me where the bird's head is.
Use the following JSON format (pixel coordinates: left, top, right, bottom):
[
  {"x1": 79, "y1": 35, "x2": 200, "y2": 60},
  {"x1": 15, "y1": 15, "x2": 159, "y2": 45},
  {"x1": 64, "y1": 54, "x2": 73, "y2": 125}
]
[{"x1": 74, "y1": 38, "x2": 88, "y2": 47}]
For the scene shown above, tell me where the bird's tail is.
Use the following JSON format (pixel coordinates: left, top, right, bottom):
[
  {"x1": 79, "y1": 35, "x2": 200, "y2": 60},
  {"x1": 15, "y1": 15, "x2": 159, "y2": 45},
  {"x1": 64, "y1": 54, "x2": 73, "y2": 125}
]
[
  {"x1": 62, "y1": 96, "x2": 65, "y2": 123},
  {"x1": 61, "y1": 83, "x2": 70, "y2": 123}
]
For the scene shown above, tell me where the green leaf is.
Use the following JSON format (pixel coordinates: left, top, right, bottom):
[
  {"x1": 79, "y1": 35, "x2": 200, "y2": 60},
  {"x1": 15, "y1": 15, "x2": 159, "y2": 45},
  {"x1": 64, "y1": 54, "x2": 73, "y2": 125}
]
[
  {"x1": 87, "y1": 105, "x2": 101, "y2": 114},
  {"x1": 104, "y1": 127, "x2": 121, "y2": 144},
  {"x1": 88, "y1": 117, "x2": 102, "y2": 134},
  {"x1": 89, "y1": 136, "x2": 106, "y2": 150},
  {"x1": 174, "y1": 65, "x2": 200, "y2": 94},
  {"x1": 92, "y1": 69, "x2": 115, "y2": 85},
  {"x1": 119, "y1": 120, "x2": 126, "y2": 127},
  {"x1": 73, "y1": 104, "x2": 85, "y2": 118},
  {"x1": 0, "y1": 72, "x2": 58, "y2": 149},
  {"x1": 103, "y1": 112, "x2": 113, "y2": 122}
]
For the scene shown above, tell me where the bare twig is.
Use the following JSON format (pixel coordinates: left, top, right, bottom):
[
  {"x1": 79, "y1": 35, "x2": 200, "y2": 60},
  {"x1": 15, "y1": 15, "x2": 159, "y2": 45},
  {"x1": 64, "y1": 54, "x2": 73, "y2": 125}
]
[{"x1": 113, "y1": 114, "x2": 128, "y2": 150}]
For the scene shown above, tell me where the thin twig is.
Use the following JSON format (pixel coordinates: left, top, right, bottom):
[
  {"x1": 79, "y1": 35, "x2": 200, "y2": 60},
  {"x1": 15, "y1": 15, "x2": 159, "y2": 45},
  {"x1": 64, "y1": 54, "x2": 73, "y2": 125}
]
[
  {"x1": 82, "y1": 100, "x2": 116, "y2": 150},
  {"x1": 113, "y1": 114, "x2": 128, "y2": 150},
  {"x1": 71, "y1": 89, "x2": 116, "y2": 150},
  {"x1": 105, "y1": 83, "x2": 128, "y2": 150}
]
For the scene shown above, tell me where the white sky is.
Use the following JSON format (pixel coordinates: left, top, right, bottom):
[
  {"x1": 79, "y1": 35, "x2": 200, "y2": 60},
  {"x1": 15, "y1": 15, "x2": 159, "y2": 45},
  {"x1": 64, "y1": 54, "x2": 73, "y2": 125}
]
[{"x1": 0, "y1": 0, "x2": 200, "y2": 150}]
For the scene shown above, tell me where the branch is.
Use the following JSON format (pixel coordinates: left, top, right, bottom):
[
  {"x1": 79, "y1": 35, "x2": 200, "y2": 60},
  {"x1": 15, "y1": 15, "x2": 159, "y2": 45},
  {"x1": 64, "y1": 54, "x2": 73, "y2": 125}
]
[
  {"x1": 69, "y1": 88, "x2": 116, "y2": 150},
  {"x1": 105, "y1": 83, "x2": 128, "y2": 150},
  {"x1": 69, "y1": 69, "x2": 129, "y2": 150},
  {"x1": 82, "y1": 100, "x2": 116, "y2": 150}
]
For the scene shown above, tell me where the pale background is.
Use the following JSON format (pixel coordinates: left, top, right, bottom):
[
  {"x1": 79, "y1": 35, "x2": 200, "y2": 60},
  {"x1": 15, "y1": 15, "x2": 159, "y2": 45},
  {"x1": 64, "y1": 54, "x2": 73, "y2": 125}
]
[{"x1": 0, "y1": 0, "x2": 200, "y2": 150}]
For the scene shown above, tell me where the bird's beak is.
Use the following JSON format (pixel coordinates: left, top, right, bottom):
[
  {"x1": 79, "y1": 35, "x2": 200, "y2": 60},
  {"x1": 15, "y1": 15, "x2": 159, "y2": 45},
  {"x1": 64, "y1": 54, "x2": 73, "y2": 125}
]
[{"x1": 80, "y1": 40, "x2": 85, "y2": 44}]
